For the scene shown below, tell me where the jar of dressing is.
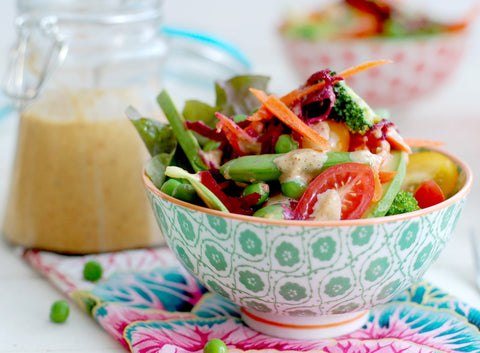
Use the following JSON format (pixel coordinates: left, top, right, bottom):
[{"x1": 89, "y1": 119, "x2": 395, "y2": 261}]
[{"x1": 3, "y1": 0, "x2": 167, "y2": 253}]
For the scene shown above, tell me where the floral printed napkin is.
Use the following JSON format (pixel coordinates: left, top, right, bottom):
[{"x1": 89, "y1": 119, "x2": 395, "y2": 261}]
[{"x1": 23, "y1": 246, "x2": 480, "y2": 353}]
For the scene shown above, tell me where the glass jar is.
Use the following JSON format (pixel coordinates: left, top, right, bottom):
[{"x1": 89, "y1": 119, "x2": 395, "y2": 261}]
[{"x1": 2, "y1": 0, "x2": 167, "y2": 253}]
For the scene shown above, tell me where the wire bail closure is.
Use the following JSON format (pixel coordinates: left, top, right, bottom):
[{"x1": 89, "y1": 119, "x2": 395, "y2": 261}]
[{"x1": 3, "y1": 15, "x2": 68, "y2": 110}]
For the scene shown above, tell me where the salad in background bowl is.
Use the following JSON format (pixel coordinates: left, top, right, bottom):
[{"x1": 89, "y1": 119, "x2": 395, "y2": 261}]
[
  {"x1": 130, "y1": 61, "x2": 472, "y2": 339},
  {"x1": 278, "y1": 0, "x2": 477, "y2": 108}
]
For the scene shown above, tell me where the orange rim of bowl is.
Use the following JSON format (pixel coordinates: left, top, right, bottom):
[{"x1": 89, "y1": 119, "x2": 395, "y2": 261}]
[{"x1": 142, "y1": 147, "x2": 473, "y2": 228}]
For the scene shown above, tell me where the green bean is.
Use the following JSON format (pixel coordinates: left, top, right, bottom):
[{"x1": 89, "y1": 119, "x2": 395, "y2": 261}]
[
  {"x1": 157, "y1": 90, "x2": 208, "y2": 172},
  {"x1": 242, "y1": 182, "x2": 269, "y2": 206},
  {"x1": 281, "y1": 178, "x2": 308, "y2": 199},
  {"x1": 275, "y1": 134, "x2": 299, "y2": 154}
]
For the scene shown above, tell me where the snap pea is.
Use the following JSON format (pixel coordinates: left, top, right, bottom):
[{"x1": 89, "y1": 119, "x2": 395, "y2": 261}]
[
  {"x1": 160, "y1": 178, "x2": 182, "y2": 195},
  {"x1": 275, "y1": 134, "x2": 299, "y2": 154},
  {"x1": 220, "y1": 154, "x2": 281, "y2": 183},
  {"x1": 165, "y1": 166, "x2": 229, "y2": 212},
  {"x1": 242, "y1": 182, "x2": 269, "y2": 206},
  {"x1": 220, "y1": 150, "x2": 375, "y2": 183},
  {"x1": 281, "y1": 178, "x2": 308, "y2": 199},
  {"x1": 160, "y1": 178, "x2": 198, "y2": 203},
  {"x1": 172, "y1": 183, "x2": 198, "y2": 203},
  {"x1": 253, "y1": 204, "x2": 286, "y2": 219}
]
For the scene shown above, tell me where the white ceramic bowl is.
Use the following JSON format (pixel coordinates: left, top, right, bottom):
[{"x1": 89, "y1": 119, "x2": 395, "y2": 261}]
[
  {"x1": 143, "y1": 147, "x2": 472, "y2": 340},
  {"x1": 280, "y1": 32, "x2": 468, "y2": 108}
]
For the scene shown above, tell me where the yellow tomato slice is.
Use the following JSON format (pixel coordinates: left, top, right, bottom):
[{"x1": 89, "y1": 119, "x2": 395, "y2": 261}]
[
  {"x1": 402, "y1": 151, "x2": 459, "y2": 197},
  {"x1": 327, "y1": 120, "x2": 351, "y2": 152},
  {"x1": 303, "y1": 120, "x2": 350, "y2": 152}
]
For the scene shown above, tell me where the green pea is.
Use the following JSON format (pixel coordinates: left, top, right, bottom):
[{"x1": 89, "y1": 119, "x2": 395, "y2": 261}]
[
  {"x1": 274, "y1": 134, "x2": 298, "y2": 154},
  {"x1": 233, "y1": 114, "x2": 247, "y2": 123},
  {"x1": 242, "y1": 182, "x2": 269, "y2": 206},
  {"x1": 281, "y1": 179, "x2": 308, "y2": 200},
  {"x1": 253, "y1": 204, "x2": 286, "y2": 219},
  {"x1": 171, "y1": 182, "x2": 198, "y2": 203},
  {"x1": 204, "y1": 338, "x2": 228, "y2": 353},
  {"x1": 83, "y1": 260, "x2": 103, "y2": 282},
  {"x1": 50, "y1": 300, "x2": 70, "y2": 323},
  {"x1": 160, "y1": 178, "x2": 182, "y2": 196}
]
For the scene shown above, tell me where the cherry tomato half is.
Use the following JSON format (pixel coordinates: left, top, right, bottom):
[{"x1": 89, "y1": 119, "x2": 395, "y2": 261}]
[
  {"x1": 296, "y1": 163, "x2": 375, "y2": 220},
  {"x1": 403, "y1": 151, "x2": 458, "y2": 197},
  {"x1": 414, "y1": 179, "x2": 445, "y2": 209}
]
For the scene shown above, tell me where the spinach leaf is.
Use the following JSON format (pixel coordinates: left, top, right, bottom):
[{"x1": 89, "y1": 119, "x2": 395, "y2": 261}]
[
  {"x1": 183, "y1": 100, "x2": 219, "y2": 128},
  {"x1": 126, "y1": 106, "x2": 177, "y2": 157},
  {"x1": 126, "y1": 106, "x2": 178, "y2": 187},
  {"x1": 146, "y1": 153, "x2": 175, "y2": 189}
]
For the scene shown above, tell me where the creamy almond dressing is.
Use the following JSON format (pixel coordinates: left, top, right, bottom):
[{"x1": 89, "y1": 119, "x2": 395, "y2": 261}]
[
  {"x1": 349, "y1": 150, "x2": 383, "y2": 170},
  {"x1": 264, "y1": 193, "x2": 295, "y2": 207},
  {"x1": 274, "y1": 148, "x2": 382, "y2": 186},
  {"x1": 274, "y1": 149, "x2": 329, "y2": 184},
  {"x1": 310, "y1": 189, "x2": 342, "y2": 220}
]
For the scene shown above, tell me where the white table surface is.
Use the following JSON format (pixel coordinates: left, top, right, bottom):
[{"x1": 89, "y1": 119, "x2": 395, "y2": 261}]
[{"x1": 1, "y1": 0, "x2": 480, "y2": 352}]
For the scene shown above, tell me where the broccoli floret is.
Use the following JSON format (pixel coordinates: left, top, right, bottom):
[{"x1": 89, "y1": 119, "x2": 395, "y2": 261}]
[
  {"x1": 386, "y1": 191, "x2": 420, "y2": 216},
  {"x1": 329, "y1": 82, "x2": 381, "y2": 134}
]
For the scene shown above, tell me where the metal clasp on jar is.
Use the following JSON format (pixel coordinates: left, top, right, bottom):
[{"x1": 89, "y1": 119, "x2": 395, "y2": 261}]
[{"x1": 3, "y1": 15, "x2": 68, "y2": 109}]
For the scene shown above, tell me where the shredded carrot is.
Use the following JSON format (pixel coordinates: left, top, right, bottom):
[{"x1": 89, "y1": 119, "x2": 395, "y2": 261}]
[
  {"x1": 249, "y1": 59, "x2": 393, "y2": 122},
  {"x1": 372, "y1": 168, "x2": 383, "y2": 202},
  {"x1": 386, "y1": 129, "x2": 412, "y2": 154},
  {"x1": 250, "y1": 88, "x2": 331, "y2": 151},
  {"x1": 339, "y1": 60, "x2": 393, "y2": 81},
  {"x1": 379, "y1": 171, "x2": 398, "y2": 184},
  {"x1": 250, "y1": 88, "x2": 268, "y2": 102},
  {"x1": 216, "y1": 112, "x2": 261, "y2": 155},
  {"x1": 404, "y1": 138, "x2": 446, "y2": 148},
  {"x1": 445, "y1": 4, "x2": 480, "y2": 32}
]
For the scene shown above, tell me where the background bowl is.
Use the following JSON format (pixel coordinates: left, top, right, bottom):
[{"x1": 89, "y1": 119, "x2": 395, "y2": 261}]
[
  {"x1": 279, "y1": 31, "x2": 468, "y2": 109},
  {"x1": 143, "y1": 147, "x2": 472, "y2": 340}
]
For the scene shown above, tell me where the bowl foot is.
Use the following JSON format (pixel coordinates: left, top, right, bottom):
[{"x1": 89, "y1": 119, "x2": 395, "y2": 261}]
[{"x1": 240, "y1": 307, "x2": 369, "y2": 340}]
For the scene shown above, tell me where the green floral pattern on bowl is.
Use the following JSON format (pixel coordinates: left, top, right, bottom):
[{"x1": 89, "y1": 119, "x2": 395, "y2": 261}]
[{"x1": 147, "y1": 190, "x2": 466, "y2": 317}]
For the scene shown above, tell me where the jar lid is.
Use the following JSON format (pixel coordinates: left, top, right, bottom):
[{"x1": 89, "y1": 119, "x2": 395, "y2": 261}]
[{"x1": 16, "y1": 0, "x2": 164, "y2": 25}]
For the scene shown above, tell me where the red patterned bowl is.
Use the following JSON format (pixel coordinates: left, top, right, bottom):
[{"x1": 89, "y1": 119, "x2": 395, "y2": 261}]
[{"x1": 280, "y1": 31, "x2": 469, "y2": 108}]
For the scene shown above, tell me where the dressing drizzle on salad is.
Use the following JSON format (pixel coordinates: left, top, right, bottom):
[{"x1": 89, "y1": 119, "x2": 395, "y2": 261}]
[{"x1": 130, "y1": 60, "x2": 458, "y2": 221}]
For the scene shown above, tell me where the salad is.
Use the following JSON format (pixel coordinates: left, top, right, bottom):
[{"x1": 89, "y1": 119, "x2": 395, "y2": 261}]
[
  {"x1": 279, "y1": 0, "x2": 475, "y2": 40},
  {"x1": 129, "y1": 60, "x2": 459, "y2": 221}
]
